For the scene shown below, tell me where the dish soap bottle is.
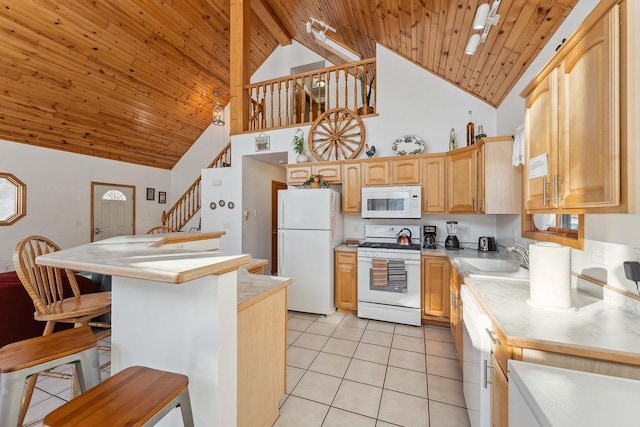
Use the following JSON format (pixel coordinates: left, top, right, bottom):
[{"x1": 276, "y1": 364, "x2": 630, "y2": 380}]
[
  {"x1": 449, "y1": 128, "x2": 457, "y2": 151},
  {"x1": 475, "y1": 124, "x2": 487, "y2": 144},
  {"x1": 466, "y1": 110, "x2": 475, "y2": 146}
]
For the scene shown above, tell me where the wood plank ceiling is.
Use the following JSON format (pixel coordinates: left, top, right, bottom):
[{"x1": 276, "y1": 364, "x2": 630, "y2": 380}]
[{"x1": 0, "y1": 0, "x2": 578, "y2": 169}]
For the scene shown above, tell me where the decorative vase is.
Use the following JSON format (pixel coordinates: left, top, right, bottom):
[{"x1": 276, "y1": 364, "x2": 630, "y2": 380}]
[{"x1": 296, "y1": 153, "x2": 310, "y2": 163}]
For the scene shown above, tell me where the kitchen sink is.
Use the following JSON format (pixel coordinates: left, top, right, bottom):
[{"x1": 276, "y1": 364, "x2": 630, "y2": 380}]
[{"x1": 456, "y1": 257, "x2": 530, "y2": 281}]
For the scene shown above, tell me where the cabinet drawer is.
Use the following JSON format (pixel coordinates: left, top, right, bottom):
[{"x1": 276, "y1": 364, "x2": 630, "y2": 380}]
[
  {"x1": 287, "y1": 166, "x2": 312, "y2": 185},
  {"x1": 314, "y1": 164, "x2": 341, "y2": 183},
  {"x1": 336, "y1": 251, "x2": 357, "y2": 265}
]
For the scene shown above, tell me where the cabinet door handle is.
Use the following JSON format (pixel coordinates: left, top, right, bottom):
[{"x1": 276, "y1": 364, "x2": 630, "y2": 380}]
[
  {"x1": 554, "y1": 175, "x2": 564, "y2": 205},
  {"x1": 485, "y1": 328, "x2": 501, "y2": 345},
  {"x1": 483, "y1": 358, "x2": 490, "y2": 389},
  {"x1": 542, "y1": 176, "x2": 548, "y2": 205}
]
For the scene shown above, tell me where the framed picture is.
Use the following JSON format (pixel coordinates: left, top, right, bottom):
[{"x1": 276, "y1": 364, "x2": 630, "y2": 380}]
[
  {"x1": 255, "y1": 133, "x2": 270, "y2": 152},
  {"x1": 146, "y1": 187, "x2": 155, "y2": 201},
  {"x1": 158, "y1": 191, "x2": 166, "y2": 204}
]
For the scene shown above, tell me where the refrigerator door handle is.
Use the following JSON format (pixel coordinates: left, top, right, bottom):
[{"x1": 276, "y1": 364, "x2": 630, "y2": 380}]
[
  {"x1": 278, "y1": 231, "x2": 285, "y2": 275},
  {"x1": 278, "y1": 196, "x2": 285, "y2": 229}
]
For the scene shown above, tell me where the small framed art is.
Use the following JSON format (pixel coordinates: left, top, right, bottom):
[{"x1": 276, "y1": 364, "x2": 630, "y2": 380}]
[
  {"x1": 146, "y1": 187, "x2": 155, "y2": 201},
  {"x1": 158, "y1": 191, "x2": 166, "y2": 204}
]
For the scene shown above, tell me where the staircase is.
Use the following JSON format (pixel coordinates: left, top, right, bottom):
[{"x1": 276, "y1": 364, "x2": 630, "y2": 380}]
[{"x1": 161, "y1": 142, "x2": 231, "y2": 231}]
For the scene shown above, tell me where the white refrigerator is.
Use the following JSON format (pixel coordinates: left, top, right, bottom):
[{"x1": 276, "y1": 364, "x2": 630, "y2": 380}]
[{"x1": 278, "y1": 188, "x2": 343, "y2": 315}]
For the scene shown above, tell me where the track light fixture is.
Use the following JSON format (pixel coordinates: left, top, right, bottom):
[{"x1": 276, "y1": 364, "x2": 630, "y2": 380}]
[
  {"x1": 465, "y1": 0, "x2": 501, "y2": 55},
  {"x1": 306, "y1": 17, "x2": 336, "y2": 42},
  {"x1": 304, "y1": 16, "x2": 361, "y2": 62}
]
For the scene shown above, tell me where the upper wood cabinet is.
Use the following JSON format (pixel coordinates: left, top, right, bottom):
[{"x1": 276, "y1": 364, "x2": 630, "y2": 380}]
[
  {"x1": 421, "y1": 155, "x2": 446, "y2": 213},
  {"x1": 286, "y1": 163, "x2": 341, "y2": 185},
  {"x1": 363, "y1": 160, "x2": 390, "y2": 186},
  {"x1": 521, "y1": 1, "x2": 625, "y2": 212},
  {"x1": 286, "y1": 165, "x2": 313, "y2": 185},
  {"x1": 391, "y1": 158, "x2": 421, "y2": 184},
  {"x1": 447, "y1": 145, "x2": 477, "y2": 213},
  {"x1": 342, "y1": 162, "x2": 362, "y2": 214},
  {"x1": 480, "y1": 137, "x2": 522, "y2": 214}
]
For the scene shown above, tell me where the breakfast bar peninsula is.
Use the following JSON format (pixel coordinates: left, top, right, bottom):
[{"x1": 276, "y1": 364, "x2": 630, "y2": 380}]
[{"x1": 35, "y1": 232, "x2": 262, "y2": 426}]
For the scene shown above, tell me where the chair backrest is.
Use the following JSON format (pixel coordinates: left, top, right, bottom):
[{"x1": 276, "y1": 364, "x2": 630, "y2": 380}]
[
  {"x1": 146, "y1": 226, "x2": 178, "y2": 234},
  {"x1": 13, "y1": 235, "x2": 81, "y2": 316}
]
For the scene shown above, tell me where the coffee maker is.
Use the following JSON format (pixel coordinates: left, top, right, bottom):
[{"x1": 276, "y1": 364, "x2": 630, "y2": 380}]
[
  {"x1": 423, "y1": 225, "x2": 437, "y2": 249},
  {"x1": 445, "y1": 220, "x2": 460, "y2": 250}
]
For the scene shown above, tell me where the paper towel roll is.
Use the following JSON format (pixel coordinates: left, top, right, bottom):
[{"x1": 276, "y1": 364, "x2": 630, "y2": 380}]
[{"x1": 528, "y1": 242, "x2": 574, "y2": 310}]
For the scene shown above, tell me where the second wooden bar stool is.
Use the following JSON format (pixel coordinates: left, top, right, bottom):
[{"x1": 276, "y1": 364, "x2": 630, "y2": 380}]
[{"x1": 43, "y1": 365, "x2": 194, "y2": 427}]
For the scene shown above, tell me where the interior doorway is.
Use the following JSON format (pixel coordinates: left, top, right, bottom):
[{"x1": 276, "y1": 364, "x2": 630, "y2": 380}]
[
  {"x1": 91, "y1": 182, "x2": 136, "y2": 242},
  {"x1": 271, "y1": 180, "x2": 288, "y2": 275}
]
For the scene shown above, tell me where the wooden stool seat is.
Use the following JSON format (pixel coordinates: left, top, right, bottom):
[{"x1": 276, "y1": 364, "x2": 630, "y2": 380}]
[
  {"x1": 43, "y1": 366, "x2": 194, "y2": 427},
  {"x1": 0, "y1": 327, "x2": 101, "y2": 427}
]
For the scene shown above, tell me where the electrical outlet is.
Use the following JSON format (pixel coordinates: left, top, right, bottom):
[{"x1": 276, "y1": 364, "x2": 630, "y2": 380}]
[
  {"x1": 511, "y1": 228, "x2": 517, "y2": 242},
  {"x1": 459, "y1": 225, "x2": 469, "y2": 236}
]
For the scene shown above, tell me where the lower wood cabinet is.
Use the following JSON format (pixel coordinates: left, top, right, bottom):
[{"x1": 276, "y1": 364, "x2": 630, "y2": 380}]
[
  {"x1": 421, "y1": 255, "x2": 450, "y2": 325},
  {"x1": 449, "y1": 265, "x2": 463, "y2": 366},
  {"x1": 335, "y1": 250, "x2": 357, "y2": 313},
  {"x1": 491, "y1": 353, "x2": 509, "y2": 427}
]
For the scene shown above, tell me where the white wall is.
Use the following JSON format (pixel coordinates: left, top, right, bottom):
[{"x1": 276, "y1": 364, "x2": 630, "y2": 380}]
[
  {"x1": 0, "y1": 139, "x2": 170, "y2": 271},
  {"x1": 250, "y1": 40, "x2": 329, "y2": 83},
  {"x1": 241, "y1": 156, "x2": 287, "y2": 273}
]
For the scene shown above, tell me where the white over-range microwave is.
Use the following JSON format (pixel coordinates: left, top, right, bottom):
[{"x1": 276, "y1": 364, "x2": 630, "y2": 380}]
[{"x1": 361, "y1": 186, "x2": 422, "y2": 219}]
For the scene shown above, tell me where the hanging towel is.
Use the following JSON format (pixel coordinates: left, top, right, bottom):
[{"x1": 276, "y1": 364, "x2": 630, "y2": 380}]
[
  {"x1": 371, "y1": 258, "x2": 388, "y2": 287},
  {"x1": 512, "y1": 124, "x2": 525, "y2": 167},
  {"x1": 387, "y1": 259, "x2": 406, "y2": 287}
]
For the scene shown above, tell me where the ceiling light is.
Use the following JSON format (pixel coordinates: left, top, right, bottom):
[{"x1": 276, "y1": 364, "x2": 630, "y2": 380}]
[
  {"x1": 306, "y1": 17, "x2": 361, "y2": 62},
  {"x1": 465, "y1": 34, "x2": 481, "y2": 55},
  {"x1": 212, "y1": 90, "x2": 224, "y2": 126},
  {"x1": 472, "y1": 3, "x2": 490, "y2": 30}
]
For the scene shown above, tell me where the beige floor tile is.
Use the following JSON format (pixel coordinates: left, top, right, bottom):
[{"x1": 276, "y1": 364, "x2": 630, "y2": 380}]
[
  {"x1": 384, "y1": 366, "x2": 428, "y2": 398},
  {"x1": 323, "y1": 407, "x2": 377, "y2": 427},
  {"x1": 294, "y1": 312, "x2": 321, "y2": 321},
  {"x1": 287, "y1": 346, "x2": 319, "y2": 369},
  {"x1": 288, "y1": 311, "x2": 296, "y2": 319},
  {"x1": 279, "y1": 393, "x2": 289, "y2": 408},
  {"x1": 366, "y1": 320, "x2": 396, "y2": 334},
  {"x1": 293, "y1": 332, "x2": 330, "y2": 351},
  {"x1": 378, "y1": 389, "x2": 429, "y2": 427},
  {"x1": 288, "y1": 318, "x2": 313, "y2": 332},
  {"x1": 345, "y1": 359, "x2": 387, "y2": 387},
  {"x1": 428, "y1": 400, "x2": 471, "y2": 427},
  {"x1": 316, "y1": 312, "x2": 345, "y2": 325},
  {"x1": 426, "y1": 355, "x2": 462, "y2": 380},
  {"x1": 287, "y1": 329, "x2": 302, "y2": 345},
  {"x1": 306, "y1": 321, "x2": 339, "y2": 336},
  {"x1": 332, "y1": 325, "x2": 365, "y2": 341},
  {"x1": 425, "y1": 340, "x2": 458, "y2": 360},
  {"x1": 388, "y1": 348, "x2": 427, "y2": 372},
  {"x1": 427, "y1": 375, "x2": 466, "y2": 407},
  {"x1": 376, "y1": 421, "x2": 400, "y2": 427},
  {"x1": 392, "y1": 335, "x2": 425, "y2": 353},
  {"x1": 291, "y1": 371, "x2": 342, "y2": 405},
  {"x1": 361, "y1": 330, "x2": 394, "y2": 347},
  {"x1": 424, "y1": 326, "x2": 454, "y2": 343},
  {"x1": 35, "y1": 375, "x2": 72, "y2": 396},
  {"x1": 24, "y1": 395, "x2": 67, "y2": 427},
  {"x1": 273, "y1": 395, "x2": 329, "y2": 427},
  {"x1": 322, "y1": 337, "x2": 358, "y2": 357},
  {"x1": 287, "y1": 365, "x2": 306, "y2": 393},
  {"x1": 332, "y1": 380, "x2": 383, "y2": 418},
  {"x1": 394, "y1": 324, "x2": 425, "y2": 338},
  {"x1": 340, "y1": 315, "x2": 370, "y2": 329},
  {"x1": 309, "y1": 352, "x2": 351, "y2": 378},
  {"x1": 353, "y1": 342, "x2": 391, "y2": 365}
]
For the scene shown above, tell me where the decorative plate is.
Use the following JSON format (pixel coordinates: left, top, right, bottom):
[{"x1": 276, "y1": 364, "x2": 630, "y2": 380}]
[
  {"x1": 533, "y1": 213, "x2": 553, "y2": 231},
  {"x1": 218, "y1": 200, "x2": 225, "y2": 207},
  {"x1": 392, "y1": 135, "x2": 425, "y2": 155},
  {"x1": 209, "y1": 202, "x2": 216, "y2": 210},
  {"x1": 227, "y1": 201, "x2": 235, "y2": 209}
]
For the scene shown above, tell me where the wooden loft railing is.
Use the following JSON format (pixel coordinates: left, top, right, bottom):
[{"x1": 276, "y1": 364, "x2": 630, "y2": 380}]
[
  {"x1": 246, "y1": 58, "x2": 376, "y2": 131},
  {"x1": 161, "y1": 142, "x2": 231, "y2": 231}
]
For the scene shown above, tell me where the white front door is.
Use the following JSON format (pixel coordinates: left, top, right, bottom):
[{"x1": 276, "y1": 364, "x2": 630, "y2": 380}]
[{"x1": 92, "y1": 183, "x2": 135, "y2": 241}]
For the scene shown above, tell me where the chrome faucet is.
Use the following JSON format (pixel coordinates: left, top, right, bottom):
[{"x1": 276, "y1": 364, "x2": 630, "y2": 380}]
[{"x1": 507, "y1": 242, "x2": 530, "y2": 269}]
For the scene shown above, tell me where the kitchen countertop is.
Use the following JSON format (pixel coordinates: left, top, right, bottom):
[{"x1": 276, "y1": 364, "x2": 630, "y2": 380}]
[
  {"x1": 508, "y1": 360, "x2": 640, "y2": 427},
  {"x1": 237, "y1": 268, "x2": 292, "y2": 311},
  {"x1": 449, "y1": 253, "x2": 640, "y2": 365},
  {"x1": 36, "y1": 233, "x2": 251, "y2": 284}
]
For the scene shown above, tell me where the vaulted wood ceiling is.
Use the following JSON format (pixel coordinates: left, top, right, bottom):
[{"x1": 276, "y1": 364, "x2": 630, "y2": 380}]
[{"x1": 0, "y1": 0, "x2": 578, "y2": 169}]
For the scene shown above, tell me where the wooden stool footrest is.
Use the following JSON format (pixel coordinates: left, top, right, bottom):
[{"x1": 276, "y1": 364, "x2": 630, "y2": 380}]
[{"x1": 43, "y1": 366, "x2": 193, "y2": 427}]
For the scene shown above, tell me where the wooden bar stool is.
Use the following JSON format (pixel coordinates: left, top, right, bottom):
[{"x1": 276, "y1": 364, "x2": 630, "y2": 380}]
[
  {"x1": 0, "y1": 327, "x2": 101, "y2": 427},
  {"x1": 43, "y1": 365, "x2": 194, "y2": 427}
]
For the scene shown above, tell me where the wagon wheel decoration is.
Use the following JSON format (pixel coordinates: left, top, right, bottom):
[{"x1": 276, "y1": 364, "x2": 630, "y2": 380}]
[{"x1": 309, "y1": 108, "x2": 365, "y2": 161}]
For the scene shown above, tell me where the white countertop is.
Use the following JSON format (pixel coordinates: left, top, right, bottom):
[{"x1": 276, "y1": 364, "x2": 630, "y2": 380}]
[
  {"x1": 237, "y1": 268, "x2": 292, "y2": 310},
  {"x1": 509, "y1": 360, "x2": 640, "y2": 427},
  {"x1": 449, "y1": 252, "x2": 640, "y2": 364},
  {"x1": 36, "y1": 234, "x2": 251, "y2": 284}
]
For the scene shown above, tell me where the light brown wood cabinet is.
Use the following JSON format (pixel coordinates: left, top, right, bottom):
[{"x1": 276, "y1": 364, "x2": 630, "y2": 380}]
[
  {"x1": 422, "y1": 155, "x2": 446, "y2": 213},
  {"x1": 363, "y1": 160, "x2": 390, "y2": 186},
  {"x1": 491, "y1": 353, "x2": 509, "y2": 427},
  {"x1": 286, "y1": 163, "x2": 342, "y2": 185},
  {"x1": 391, "y1": 157, "x2": 421, "y2": 184},
  {"x1": 447, "y1": 145, "x2": 478, "y2": 213},
  {"x1": 342, "y1": 162, "x2": 362, "y2": 214},
  {"x1": 421, "y1": 255, "x2": 450, "y2": 324},
  {"x1": 480, "y1": 137, "x2": 522, "y2": 214},
  {"x1": 521, "y1": 2, "x2": 625, "y2": 212},
  {"x1": 335, "y1": 250, "x2": 357, "y2": 314},
  {"x1": 286, "y1": 165, "x2": 313, "y2": 185},
  {"x1": 449, "y1": 265, "x2": 463, "y2": 366}
]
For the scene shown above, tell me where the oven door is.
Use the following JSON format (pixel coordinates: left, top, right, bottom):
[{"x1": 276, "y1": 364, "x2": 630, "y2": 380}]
[{"x1": 357, "y1": 253, "x2": 420, "y2": 308}]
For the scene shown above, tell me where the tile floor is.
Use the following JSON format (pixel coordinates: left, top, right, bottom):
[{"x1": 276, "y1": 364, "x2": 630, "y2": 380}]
[
  {"x1": 278, "y1": 311, "x2": 470, "y2": 427},
  {"x1": 23, "y1": 313, "x2": 470, "y2": 427}
]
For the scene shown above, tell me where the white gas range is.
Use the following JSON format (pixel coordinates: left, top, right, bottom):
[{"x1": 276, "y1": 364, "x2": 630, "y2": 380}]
[{"x1": 357, "y1": 225, "x2": 422, "y2": 326}]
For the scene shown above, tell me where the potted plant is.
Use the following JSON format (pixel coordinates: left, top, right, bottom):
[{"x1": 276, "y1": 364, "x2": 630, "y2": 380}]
[
  {"x1": 357, "y1": 73, "x2": 375, "y2": 115},
  {"x1": 303, "y1": 174, "x2": 329, "y2": 189},
  {"x1": 291, "y1": 128, "x2": 309, "y2": 163}
]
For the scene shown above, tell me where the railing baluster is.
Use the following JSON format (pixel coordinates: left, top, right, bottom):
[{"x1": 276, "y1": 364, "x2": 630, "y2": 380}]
[{"x1": 285, "y1": 80, "x2": 290, "y2": 125}]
